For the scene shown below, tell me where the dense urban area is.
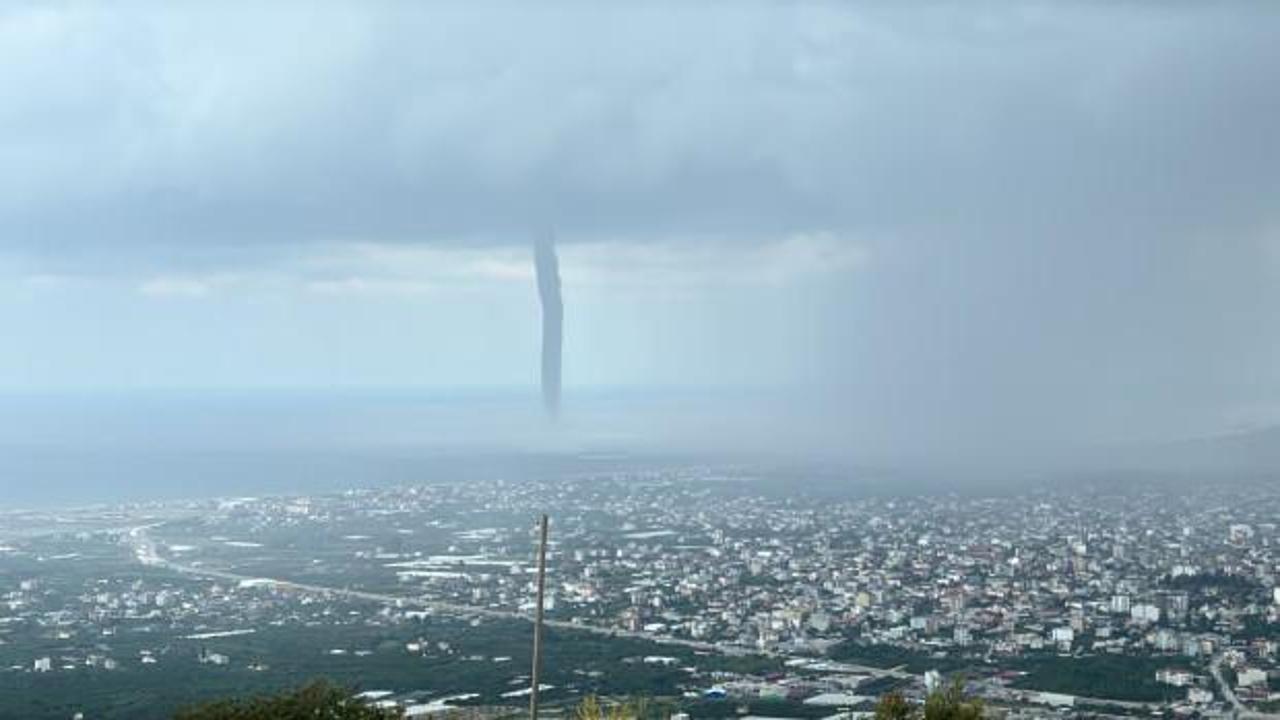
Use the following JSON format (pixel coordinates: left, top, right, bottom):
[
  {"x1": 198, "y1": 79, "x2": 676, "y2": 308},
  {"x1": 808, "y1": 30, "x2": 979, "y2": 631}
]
[{"x1": 2, "y1": 468, "x2": 1279, "y2": 719}]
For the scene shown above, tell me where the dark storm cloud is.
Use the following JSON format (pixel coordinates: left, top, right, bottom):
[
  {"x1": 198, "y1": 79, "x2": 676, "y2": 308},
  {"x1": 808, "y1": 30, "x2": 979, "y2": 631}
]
[{"x1": 2, "y1": 2, "x2": 1277, "y2": 259}]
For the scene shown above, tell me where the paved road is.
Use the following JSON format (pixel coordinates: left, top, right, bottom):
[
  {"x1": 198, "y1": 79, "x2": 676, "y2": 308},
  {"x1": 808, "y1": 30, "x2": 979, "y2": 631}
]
[
  {"x1": 1212, "y1": 653, "x2": 1246, "y2": 717},
  {"x1": 1208, "y1": 653, "x2": 1280, "y2": 720}
]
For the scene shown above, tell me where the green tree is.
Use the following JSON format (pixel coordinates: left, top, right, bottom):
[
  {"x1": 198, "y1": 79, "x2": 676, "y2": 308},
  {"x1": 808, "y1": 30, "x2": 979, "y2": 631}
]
[
  {"x1": 174, "y1": 680, "x2": 403, "y2": 720},
  {"x1": 573, "y1": 695, "x2": 650, "y2": 720},
  {"x1": 873, "y1": 691, "x2": 915, "y2": 720},
  {"x1": 922, "y1": 678, "x2": 982, "y2": 720},
  {"x1": 874, "y1": 678, "x2": 983, "y2": 720}
]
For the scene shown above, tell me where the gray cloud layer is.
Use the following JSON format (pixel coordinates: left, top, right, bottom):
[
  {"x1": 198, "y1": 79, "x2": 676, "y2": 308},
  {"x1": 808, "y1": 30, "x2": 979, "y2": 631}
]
[{"x1": 4, "y1": 3, "x2": 1277, "y2": 257}]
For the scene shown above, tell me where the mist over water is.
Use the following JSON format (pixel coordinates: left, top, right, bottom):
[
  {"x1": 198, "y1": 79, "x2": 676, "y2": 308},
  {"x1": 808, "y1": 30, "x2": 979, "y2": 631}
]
[
  {"x1": 2, "y1": 386, "x2": 1267, "y2": 509},
  {"x1": 0, "y1": 389, "x2": 783, "y2": 507}
]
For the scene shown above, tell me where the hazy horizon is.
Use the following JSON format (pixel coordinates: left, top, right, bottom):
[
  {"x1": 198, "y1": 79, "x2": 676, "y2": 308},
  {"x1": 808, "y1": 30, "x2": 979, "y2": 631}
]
[{"x1": 2, "y1": 385, "x2": 1276, "y2": 510}]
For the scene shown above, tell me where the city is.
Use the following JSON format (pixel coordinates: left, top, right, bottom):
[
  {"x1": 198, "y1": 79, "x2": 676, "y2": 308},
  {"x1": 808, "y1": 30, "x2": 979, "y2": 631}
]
[{"x1": 2, "y1": 469, "x2": 1277, "y2": 718}]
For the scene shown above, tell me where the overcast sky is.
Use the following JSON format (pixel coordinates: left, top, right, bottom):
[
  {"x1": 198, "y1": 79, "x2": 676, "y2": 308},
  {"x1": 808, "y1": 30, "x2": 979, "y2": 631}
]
[{"x1": 2, "y1": 2, "x2": 1279, "y2": 460}]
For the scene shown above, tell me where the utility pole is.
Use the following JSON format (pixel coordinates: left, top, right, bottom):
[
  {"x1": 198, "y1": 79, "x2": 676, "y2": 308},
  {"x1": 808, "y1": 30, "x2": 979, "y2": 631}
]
[{"x1": 529, "y1": 514, "x2": 549, "y2": 720}]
